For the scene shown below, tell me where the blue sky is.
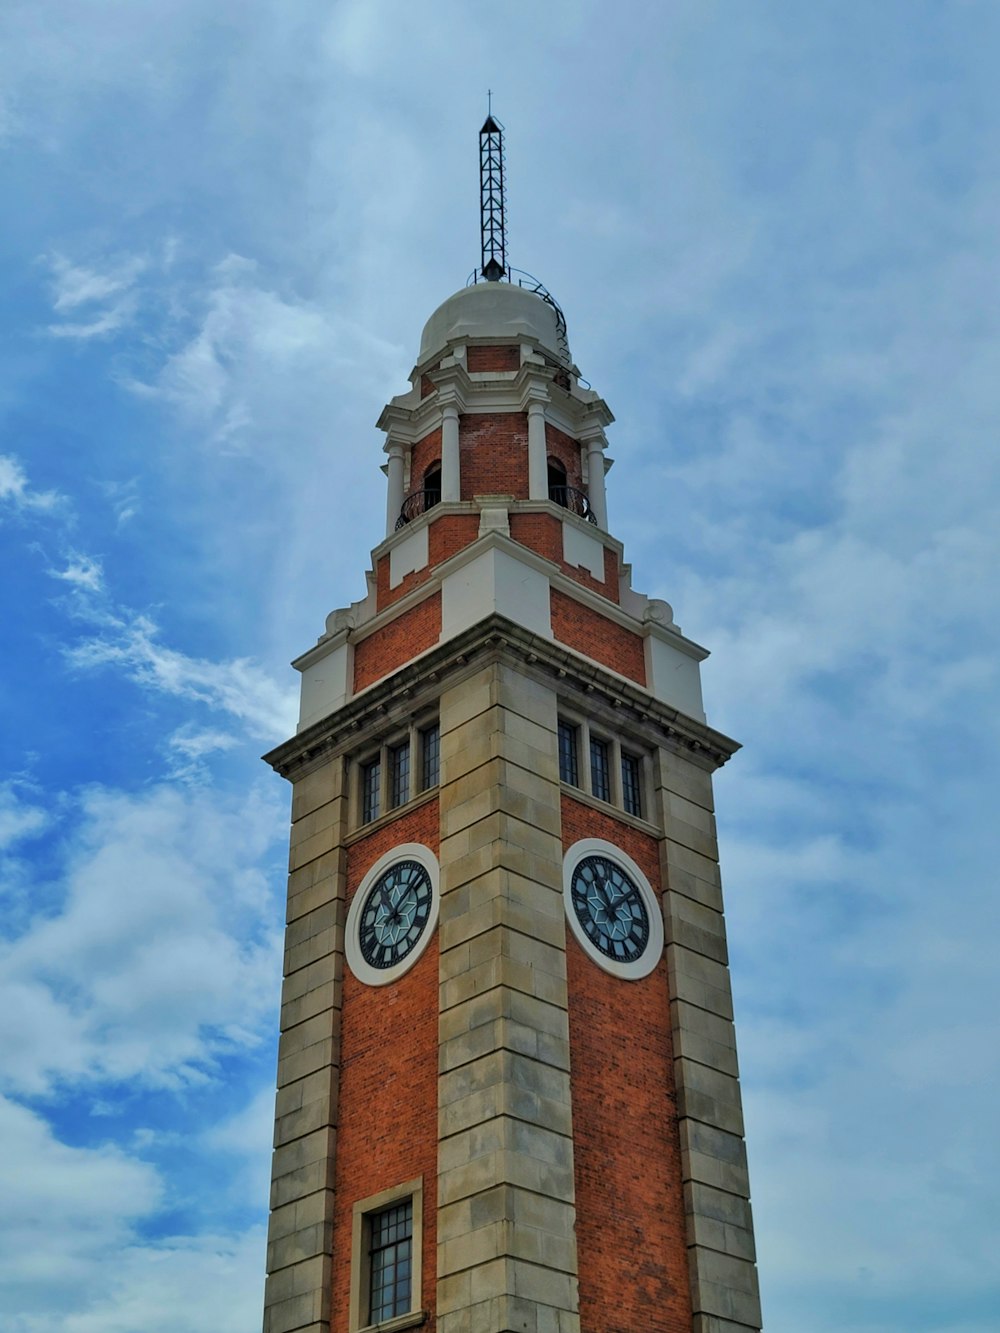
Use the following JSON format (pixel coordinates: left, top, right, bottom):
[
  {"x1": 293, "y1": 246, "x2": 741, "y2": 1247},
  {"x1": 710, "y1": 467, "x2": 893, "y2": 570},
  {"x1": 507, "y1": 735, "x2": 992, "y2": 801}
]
[{"x1": 2, "y1": 2, "x2": 998, "y2": 1329}]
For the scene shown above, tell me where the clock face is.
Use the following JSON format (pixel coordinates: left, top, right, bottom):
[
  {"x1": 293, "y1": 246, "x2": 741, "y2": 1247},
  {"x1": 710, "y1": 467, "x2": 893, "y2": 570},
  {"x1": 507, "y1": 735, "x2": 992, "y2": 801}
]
[
  {"x1": 570, "y1": 853, "x2": 651, "y2": 965},
  {"x1": 357, "y1": 859, "x2": 434, "y2": 971}
]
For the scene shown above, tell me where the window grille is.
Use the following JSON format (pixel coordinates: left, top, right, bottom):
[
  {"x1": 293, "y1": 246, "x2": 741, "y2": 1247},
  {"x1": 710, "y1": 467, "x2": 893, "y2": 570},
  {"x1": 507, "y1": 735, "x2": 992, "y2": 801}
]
[
  {"x1": 368, "y1": 1198, "x2": 413, "y2": 1323},
  {"x1": 558, "y1": 721, "x2": 579, "y2": 786},
  {"x1": 621, "y1": 751, "x2": 643, "y2": 818},
  {"x1": 361, "y1": 758, "x2": 381, "y2": 824},
  {"x1": 590, "y1": 736, "x2": 611, "y2": 803},
  {"x1": 421, "y1": 724, "x2": 440, "y2": 791},
  {"x1": 390, "y1": 741, "x2": 410, "y2": 810}
]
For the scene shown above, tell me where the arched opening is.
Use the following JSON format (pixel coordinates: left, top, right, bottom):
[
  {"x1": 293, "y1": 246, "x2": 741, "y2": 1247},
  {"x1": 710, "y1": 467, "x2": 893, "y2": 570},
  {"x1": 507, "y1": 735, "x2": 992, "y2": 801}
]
[
  {"x1": 423, "y1": 462, "x2": 442, "y2": 511},
  {"x1": 547, "y1": 457, "x2": 568, "y2": 508}
]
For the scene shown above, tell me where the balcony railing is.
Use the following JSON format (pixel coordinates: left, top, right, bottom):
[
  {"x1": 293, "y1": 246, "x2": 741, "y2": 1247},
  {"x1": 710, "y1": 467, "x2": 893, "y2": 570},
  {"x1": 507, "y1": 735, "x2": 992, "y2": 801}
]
[
  {"x1": 549, "y1": 484, "x2": 597, "y2": 524},
  {"x1": 395, "y1": 485, "x2": 597, "y2": 529},
  {"x1": 395, "y1": 488, "x2": 441, "y2": 529}
]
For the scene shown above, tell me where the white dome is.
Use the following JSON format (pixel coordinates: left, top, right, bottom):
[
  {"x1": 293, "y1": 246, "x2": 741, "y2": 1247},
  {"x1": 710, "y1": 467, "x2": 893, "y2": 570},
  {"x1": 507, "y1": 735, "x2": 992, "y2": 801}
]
[{"x1": 418, "y1": 282, "x2": 568, "y2": 366}]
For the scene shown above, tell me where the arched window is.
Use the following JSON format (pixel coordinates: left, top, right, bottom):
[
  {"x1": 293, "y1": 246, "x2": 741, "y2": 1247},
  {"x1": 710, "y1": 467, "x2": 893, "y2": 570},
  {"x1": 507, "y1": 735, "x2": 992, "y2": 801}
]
[{"x1": 423, "y1": 463, "x2": 441, "y2": 512}]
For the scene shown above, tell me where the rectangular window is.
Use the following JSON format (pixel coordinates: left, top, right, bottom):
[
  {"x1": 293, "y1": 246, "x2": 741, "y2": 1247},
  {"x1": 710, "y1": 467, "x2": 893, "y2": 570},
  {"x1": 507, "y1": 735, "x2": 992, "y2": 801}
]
[
  {"x1": 361, "y1": 757, "x2": 381, "y2": 824},
  {"x1": 390, "y1": 741, "x2": 410, "y2": 809},
  {"x1": 590, "y1": 736, "x2": 611, "y2": 803},
  {"x1": 420, "y1": 723, "x2": 440, "y2": 791},
  {"x1": 558, "y1": 721, "x2": 579, "y2": 786},
  {"x1": 350, "y1": 1178, "x2": 423, "y2": 1333},
  {"x1": 368, "y1": 1198, "x2": 413, "y2": 1323},
  {"x1": 621, "y1": 751, "x2": 643, "y2": 818}
]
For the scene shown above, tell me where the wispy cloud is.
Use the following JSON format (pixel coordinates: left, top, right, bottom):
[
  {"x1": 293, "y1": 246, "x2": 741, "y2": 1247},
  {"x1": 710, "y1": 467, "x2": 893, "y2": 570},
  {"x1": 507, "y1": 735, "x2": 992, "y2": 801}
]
[
  {"x1": 123, "y1": 252, "x2": 403, "y2": 449},
  {"x1": 0, "y1": 454, "x2": 61, "y2": 516},
  {"x1": 66, "y1": 610, "x2": 296, "y2": 742},
  {"x1": 0, "y1": 784, "x2": 48, "y2": 853},
  {"x1": 44, "y1": 252, "x2": 145, "y2": 341},
  {"x1": 48, "y1": 552, "x2": 105, "y2": 594},
  {"x1": 166, "y1": 725, "x2": 239, "y2": 783}
]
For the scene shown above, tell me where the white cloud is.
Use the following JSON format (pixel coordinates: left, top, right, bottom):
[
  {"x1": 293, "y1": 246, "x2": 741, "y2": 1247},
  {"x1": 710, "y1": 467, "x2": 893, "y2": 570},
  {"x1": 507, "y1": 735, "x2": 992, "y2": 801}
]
[
  {"x1": 44, "y1": 252, "x2": 145, "y2": 340},
  {"x1": 66, "y1": 608, "x2": 297, "y2": 741},
  {"x1": 0, "y1": 784, "x2": 48, "y2": 852},
  {"x1": 166, "y1": 725, "x2": 240, "y2": 783},
  {"x1": 0, "y1": 1095, "x2": 162, "y2": 1314},
  {"x1": 0, "y1": 781, "x2": 285, "y2": 1096},
  {"x1": 48, "y1": 552, "x2": 104, "y2": 593},
  {"x1": 124, "y1": 251, "x2": 403, "y2": 451},
  {"x1": 0, "y1": 1096, "x2": 264, "y2": 1333},
  {"x1": 0, "y1": 454, "x2": 61, "y2": 516}
]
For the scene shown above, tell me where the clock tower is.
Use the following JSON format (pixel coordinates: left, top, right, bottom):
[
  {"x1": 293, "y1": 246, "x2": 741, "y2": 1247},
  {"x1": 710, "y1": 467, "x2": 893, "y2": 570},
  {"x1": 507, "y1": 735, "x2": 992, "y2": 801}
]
[{"x1": 261, "y1": 116, "x2": 762, "y2": 1333}]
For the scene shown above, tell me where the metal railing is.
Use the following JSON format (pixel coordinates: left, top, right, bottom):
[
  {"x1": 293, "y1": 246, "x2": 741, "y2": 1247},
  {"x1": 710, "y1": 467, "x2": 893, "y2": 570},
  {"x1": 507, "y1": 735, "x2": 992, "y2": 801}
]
[
  {"x1": 396, "y1": 485, "x2": 596, "y2": 529},
  {"x1": 549, "y1": 485, "x2": 596, "y2": 524},
  {"x1": 395, "y1": 489, "x2": 441, "y2": 530}
]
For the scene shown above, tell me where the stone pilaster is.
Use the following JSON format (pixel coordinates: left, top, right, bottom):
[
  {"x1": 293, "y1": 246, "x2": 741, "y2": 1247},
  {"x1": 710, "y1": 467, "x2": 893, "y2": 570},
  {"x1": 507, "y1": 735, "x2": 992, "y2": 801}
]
[
  {"x1": 436, "y1": 661, "x2": 580, "y2": 1333},
  {"x1": 654, "y1": 746, "x2": 762, "y2": 1333},
  {"x1": 263, "y1": 759, "x2": 348, "y2": 1333}
]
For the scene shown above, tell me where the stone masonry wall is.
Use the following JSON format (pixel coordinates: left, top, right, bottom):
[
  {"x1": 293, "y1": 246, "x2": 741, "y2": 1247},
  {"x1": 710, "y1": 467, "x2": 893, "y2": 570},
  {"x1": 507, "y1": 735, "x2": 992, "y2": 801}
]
[{"x1": 436, "y1": 661, "x2": 581, "y2": 1333}]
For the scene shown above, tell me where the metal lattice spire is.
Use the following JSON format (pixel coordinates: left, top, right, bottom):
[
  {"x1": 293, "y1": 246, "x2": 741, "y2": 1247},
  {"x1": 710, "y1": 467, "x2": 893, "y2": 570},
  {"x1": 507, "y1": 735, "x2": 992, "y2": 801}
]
[{"x1": 479, "y1": 107, "x2": 507, "y2": 281}]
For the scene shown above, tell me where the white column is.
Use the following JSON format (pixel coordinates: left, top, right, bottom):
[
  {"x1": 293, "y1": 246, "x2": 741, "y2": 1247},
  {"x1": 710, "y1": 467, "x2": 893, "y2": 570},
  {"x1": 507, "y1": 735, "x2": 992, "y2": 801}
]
[
  {"x1": 385, "y1": 441, "x2": 405, "y2": 536},
  {"x1": 441, "y1": 403, "x2": 461, "y2": 502},
  {"x1": 585, "y1": 433, "x2": 608, "y2": 529},
  {"x1": 527, "y1": 400, "x2": 548, "y2": 500}
]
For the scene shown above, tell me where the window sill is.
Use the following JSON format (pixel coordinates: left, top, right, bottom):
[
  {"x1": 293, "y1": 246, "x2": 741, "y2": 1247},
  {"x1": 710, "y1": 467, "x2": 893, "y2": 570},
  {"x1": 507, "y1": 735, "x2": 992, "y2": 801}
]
[
  {"x1": 346, "y1": 788, "x2": 439, "y2": 844},
  {"x1": 559, "y1": 782, "x2": 661, "y2": 836},
  {"x1": 359, "y1": 1312, "x2": 428, "y2": 1333}
]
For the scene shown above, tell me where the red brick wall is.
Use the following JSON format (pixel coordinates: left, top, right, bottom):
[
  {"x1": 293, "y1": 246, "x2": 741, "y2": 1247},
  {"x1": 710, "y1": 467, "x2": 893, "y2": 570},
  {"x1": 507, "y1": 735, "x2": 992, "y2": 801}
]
[
  {"x1": 545, "y1": 422, "x2": 583, "y2": 491},
  {"x1": 377, "y1": 516, "x2": 479, "y2": 610},
  {"x1": 509, "y1": 511, "x2": 562, "y2": 565},
  {"x1": 561, "y1": 795, "x2": 692, "y2": 1333},
  {"x1": 550, "y1": 588, "x2": 646, "y2": 683},
  {"x1": 460, "y1": 412, "x2": 529, "y2": 499},
  {"x1": 354, "y1": 593, "x2": 441, "y2": 690},
  {"x1": 508, "y1": 513, "x2": 621, "y2": 604},
  {"x1": 467, "y1": 344, "x2": 520, "y2": 373},
  {"x1": 410, "y1": 427, "x2": 442, "y2": 495},
  {"x1": 331, "y1": 802, "x2": 441, "y2": 1331}
]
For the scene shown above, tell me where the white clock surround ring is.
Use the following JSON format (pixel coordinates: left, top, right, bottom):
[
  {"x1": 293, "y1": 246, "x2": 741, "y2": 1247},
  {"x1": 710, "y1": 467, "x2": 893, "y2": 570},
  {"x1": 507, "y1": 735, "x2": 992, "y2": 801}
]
[
  {"x1": 345, "y1": 842, "x2": 441, "y2": 987},
  {"x1": 563, "y1": 838, "x2": 664, "y2": 981}
]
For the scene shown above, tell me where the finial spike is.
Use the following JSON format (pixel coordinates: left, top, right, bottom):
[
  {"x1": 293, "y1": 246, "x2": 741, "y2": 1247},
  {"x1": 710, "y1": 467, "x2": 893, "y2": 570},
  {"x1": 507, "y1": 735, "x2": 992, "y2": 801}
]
[{"x1": 479, "y1": 106, "x2": 506, "y2": 282}]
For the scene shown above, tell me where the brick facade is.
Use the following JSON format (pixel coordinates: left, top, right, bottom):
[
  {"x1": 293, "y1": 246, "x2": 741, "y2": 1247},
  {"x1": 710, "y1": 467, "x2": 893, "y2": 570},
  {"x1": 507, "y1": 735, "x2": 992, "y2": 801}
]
[
  {"x1": 410, "y1": 427, "x2": 443, "y2": 495},
  {"x1": 331, "y1": 803, "x2": 441, "y2": 1331},
  {"x1": 550, "y1": 587, "x2": 647, "y2": 684},
  {"x1": 561, "y1": 795, "x2": 692, "y2": 1333},
  {"x1": 545, "y1": 422, "x2": 584, "y2": 491},
  {"x1": 466, "y1": 344, "x2": 520, "y2": 373},
  {"x1": 459, "y1": 411, "x2": 529, "y2": 499},
  {"x1": 376, "y1": 515, "x2": 479, "y2": 611},
  {"x1": 354, "y1": 593, "x2": 442, "y2": 691},
  {"x1": 509, "y1": 512, "x2": 621, "y2": 603}
]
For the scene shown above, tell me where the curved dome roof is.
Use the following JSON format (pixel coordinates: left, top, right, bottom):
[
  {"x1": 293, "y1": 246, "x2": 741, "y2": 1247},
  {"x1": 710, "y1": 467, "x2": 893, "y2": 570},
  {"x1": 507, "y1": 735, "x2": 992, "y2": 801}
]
[{"x1": 418, "y1": 282, "x2": 569, "y2": 366}]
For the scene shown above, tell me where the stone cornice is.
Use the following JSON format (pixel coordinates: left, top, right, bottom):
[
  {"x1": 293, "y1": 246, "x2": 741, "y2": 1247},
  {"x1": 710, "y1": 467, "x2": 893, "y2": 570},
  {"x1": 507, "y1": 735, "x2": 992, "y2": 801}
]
[
  {"x1": 263, "y1": 613, "x2": 739, "y2": 782},
  {"x1": 376, "y1": 358, "x2": 613, "y2": 444}
]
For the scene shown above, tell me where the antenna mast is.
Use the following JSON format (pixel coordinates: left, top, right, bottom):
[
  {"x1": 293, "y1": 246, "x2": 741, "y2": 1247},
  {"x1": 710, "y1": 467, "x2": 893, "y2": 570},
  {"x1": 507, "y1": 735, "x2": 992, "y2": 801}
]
[{"x1": 479, "y1": 106, "x2": 507, "y2": 282}]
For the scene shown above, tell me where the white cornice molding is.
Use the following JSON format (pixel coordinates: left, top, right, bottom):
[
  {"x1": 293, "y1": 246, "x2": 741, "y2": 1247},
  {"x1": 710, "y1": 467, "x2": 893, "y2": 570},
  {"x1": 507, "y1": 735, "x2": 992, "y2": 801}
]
[
  {"x1": 377, "y1": 360, "x2": 613, "y2": 444},
  {"x1": 264, "y1": 612, "x2": 739, "y2": 783}
]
